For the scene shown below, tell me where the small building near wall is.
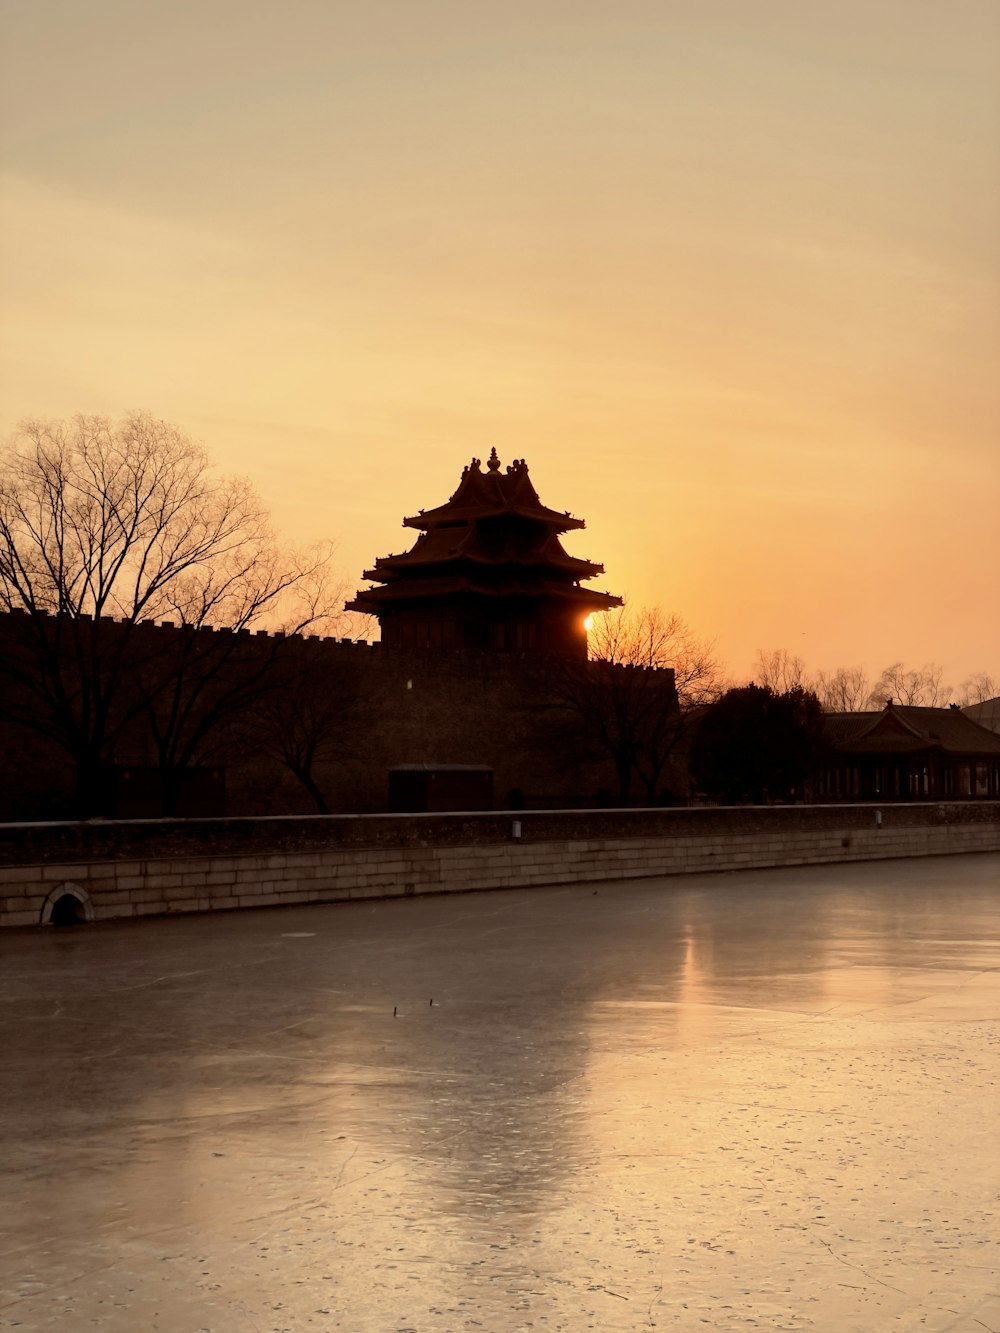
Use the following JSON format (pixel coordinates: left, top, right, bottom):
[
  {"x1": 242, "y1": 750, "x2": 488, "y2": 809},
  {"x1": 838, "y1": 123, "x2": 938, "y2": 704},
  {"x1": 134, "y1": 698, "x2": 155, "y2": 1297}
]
[
  {"x1": 388, "y1": 764, "x2": 494, "y2": 813},
  {"x1": 817, "y1": 702, "x2": 1000, "y2": 801}
]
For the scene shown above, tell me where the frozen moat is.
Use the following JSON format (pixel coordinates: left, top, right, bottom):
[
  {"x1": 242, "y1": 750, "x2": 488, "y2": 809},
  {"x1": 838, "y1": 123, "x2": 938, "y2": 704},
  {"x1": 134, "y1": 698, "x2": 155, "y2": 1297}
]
[{"x1": 2, "y1": 853, "x2": 999, "y2": 1332}]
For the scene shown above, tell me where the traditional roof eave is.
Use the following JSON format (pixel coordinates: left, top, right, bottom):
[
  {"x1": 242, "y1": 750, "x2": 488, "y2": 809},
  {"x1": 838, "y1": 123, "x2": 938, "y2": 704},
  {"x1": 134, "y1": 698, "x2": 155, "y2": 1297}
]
[
  {"x1": 363, "y1": 552, "x2": 607, "y2": 581},
  {"x1": 404, "y1": 504, "x2": 585, "y2": 532},
  {"x1": 347, "y1": 576, "x2": 622, "y2": 610},
  {"x1": 824, "y1": 704, "x2": 1000, "y2": 756}
]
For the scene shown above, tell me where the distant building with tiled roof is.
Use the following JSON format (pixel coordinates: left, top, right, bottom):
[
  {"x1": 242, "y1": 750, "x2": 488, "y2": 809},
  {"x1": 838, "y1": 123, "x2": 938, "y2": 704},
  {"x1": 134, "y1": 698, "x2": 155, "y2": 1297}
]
[
  {"x1": 817, "y1": 702, "x2": 1000, "y2": 800},
  {"x1": 347, "y1": 450, "x2": 622, "y2": 657}
]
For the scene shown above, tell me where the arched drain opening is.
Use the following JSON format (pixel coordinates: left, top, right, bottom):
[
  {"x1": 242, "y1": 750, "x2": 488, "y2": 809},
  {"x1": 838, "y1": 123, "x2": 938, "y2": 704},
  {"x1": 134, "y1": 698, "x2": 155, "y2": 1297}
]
[
  {"x1": 50, "y1": 894, "x2": 86, "y2": 926},
  {"x1": 40, "y1": 883, "x2": 95, "y2": 926}
]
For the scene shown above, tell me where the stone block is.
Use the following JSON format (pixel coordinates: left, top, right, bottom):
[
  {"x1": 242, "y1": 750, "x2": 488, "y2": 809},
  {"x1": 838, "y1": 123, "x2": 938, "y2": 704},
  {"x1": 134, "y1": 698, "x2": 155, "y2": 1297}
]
[
  {"x1": 204, "y1": 870, "x2": 237, "y2": 886},
  {"x1": 144, "y1": 871, "x2": 187, "y2": 890},
  {"x1": 315, "y1": 886, "x2": 351, "y2": 902},
  {"x1": 93, "y1": 904, "x2": 134, "y2": 921},
  {"x1": 110, "y1": 861, "x2": 144, "y2": 876},
  {"x1": 1, "y1": 894, "x2": 45, "y2": 911},
  {"x1": 0, "y1": 865, "x2": 43, "y2": 884},
  {"x1": 165, "y1": 897, "x2": 201, "y2": 913},
  {"x1": 138, "y1": 858, "x2": 173, "y2": 875},
  {"x1": 41, "y1": 863, "x2": 90, "y2": 881},
  {"x1": 375, "y1": 859, "x2": 407, "y2": 874},
  {"x1": 90, "y1": 888, "x2": 132, "y2": 906},
  {"x1": 129, "y1": 888, "x2": 165, "y2": 904},
  {"x1": 163, "y1": 883, "x2": 197, "y2": 901},
  {"x1": 0, "y1": 908, "x2": 39, "y2": 927},
  {"x1": 308, "y1": 875, "x2": 342, "y2": 891},
  {"x1": 115, "y1": 875, "x2": 146, "y2": 891},
  {"x1": 350, "y1": 883, "x2": 395, "y2": 899}
]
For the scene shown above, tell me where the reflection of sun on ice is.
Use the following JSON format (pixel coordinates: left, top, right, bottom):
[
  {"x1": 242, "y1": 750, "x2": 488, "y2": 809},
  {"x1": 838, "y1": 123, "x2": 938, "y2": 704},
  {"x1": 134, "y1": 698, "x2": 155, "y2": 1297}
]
[{"x1": 583, "y1": 614, "x2": 594, "y2": 633}]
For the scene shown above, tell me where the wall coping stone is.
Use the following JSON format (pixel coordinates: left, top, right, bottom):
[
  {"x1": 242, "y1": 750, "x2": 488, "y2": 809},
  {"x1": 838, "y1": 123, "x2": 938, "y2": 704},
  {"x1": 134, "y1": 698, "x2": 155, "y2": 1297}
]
[{"x1": 0, "y1": 802, "x2": 997, "y2": 868}]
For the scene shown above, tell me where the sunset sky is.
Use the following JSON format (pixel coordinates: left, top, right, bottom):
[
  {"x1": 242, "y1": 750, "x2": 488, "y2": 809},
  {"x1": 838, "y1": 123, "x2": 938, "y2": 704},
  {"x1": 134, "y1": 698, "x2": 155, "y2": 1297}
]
[{"x1": 2, "y1": 1, "x2": 998, "y2": 684}]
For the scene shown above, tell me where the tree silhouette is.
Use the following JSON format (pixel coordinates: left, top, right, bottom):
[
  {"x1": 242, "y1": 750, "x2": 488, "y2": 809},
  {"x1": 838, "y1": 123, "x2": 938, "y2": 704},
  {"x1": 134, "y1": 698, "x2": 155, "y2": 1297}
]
[
  {"x1": 245, "y1": 639, "x2": 366, "y2": 813},
  {"x1": 0, "y1": 413, "x2": 337, "y2": 814},
  {"x1": 866, "y1": 661, "x2": 952, "y2": 708},
  {"x1": 691, "y1": 684, "x2": 826, "y2": 804},
  {"x1": 956, "y1": 672, "x2": 998, "y2": 707},
  {"x1": 754, "y1": 647, "x2": 807, "y2": 693},
  {"x1": 813, "y1": 665, "x2": 870, "y2": 712},
  {"x1": 554, "y1": 605, "x2": 721, "y2": 804}
]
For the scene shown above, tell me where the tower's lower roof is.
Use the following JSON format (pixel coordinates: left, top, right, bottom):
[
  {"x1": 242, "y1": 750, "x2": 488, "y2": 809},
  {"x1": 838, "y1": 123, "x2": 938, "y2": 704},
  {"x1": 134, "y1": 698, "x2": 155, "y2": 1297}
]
[{"x1": 347, "y1": 574, "x2": 620, "y2": 613}]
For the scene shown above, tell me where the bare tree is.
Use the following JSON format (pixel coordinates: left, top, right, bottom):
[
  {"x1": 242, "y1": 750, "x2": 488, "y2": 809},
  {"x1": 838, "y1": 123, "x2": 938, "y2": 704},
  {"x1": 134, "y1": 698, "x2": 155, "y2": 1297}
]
[
  {"x1": 0, "y1": 412, "x2": 339, "y2": 814},
  {"x1": 554, "y1": 605, "x2": 721, "y2": 804},
  {"x1": 135, "y1": 561, "x2": 348, "y2": 814},
  {"x1": 813, "y1": 665, "x2": 871, "y2": 712},
  {"x1": 955, "y1": 672, "x2": 998, "y2": 707},
  {"x1": 754, "y1": 648, "x2": 808, "y2": 694},
  {"x1": 754, "y1": 651, "x2": 995, "y2": 715},
  {"x1": 589, "y1": 606, "x2": 721, "y2": 694},
  {"x1": 244, "y1": 638, "x2": 365, "y2": 814},
  {"x1": 867, "y1": 661, "x2": 952, "y2": 709}
]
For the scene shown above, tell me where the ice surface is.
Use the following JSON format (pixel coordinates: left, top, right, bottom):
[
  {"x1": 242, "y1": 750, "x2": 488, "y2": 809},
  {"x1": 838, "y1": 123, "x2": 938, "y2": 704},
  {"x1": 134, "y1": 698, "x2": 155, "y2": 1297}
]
[{"x1": 2, "y1": 854, "x2": 999, "y2": 1331}]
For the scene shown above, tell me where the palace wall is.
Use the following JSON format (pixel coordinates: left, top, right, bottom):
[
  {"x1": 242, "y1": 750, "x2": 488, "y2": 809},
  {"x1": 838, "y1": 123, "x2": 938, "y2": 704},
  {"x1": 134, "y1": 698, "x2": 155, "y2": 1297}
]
[
  {"x1": 0, "y1": 614, "x2": 668, "y2": 820},
  {"x1": 227, "y1": 638, "x2": 628, "y2": 815}
]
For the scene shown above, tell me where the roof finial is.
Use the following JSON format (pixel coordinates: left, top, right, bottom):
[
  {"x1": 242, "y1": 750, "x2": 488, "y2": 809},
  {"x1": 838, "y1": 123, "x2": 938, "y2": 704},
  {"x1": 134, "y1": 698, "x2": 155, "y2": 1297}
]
[{"x1": 487, "y1": 447, "x2": 501, "y2": 472}]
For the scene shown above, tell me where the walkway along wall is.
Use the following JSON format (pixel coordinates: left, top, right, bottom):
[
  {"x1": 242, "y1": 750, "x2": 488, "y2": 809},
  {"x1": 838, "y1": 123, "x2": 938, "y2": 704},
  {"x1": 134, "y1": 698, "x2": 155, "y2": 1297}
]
[{"x1": 2, "y1": 802, "x2": 998, "y2": 928}]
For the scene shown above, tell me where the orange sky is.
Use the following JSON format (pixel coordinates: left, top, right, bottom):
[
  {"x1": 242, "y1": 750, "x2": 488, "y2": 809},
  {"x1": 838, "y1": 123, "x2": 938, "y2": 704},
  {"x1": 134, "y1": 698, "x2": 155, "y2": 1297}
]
[{"x1": 2, "y1": 1, "x2": 998, "y2": 684}]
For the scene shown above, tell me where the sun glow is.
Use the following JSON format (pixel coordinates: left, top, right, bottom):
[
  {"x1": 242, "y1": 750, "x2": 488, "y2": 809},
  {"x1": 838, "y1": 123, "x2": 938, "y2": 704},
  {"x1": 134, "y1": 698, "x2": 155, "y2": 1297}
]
[
  {"x1": 583, "y1": 614, "x2": 594, "y2": 633},
  {"x1": 1, "y1": 6, "x2": 997, "y2": 681}
]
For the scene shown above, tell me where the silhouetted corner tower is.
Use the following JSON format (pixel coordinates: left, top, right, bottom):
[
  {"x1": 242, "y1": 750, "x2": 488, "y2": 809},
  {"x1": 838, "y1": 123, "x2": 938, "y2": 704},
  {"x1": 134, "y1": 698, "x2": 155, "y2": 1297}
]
[{"x1": 347, "y1": 450, "x2": 622, "y2": 657}]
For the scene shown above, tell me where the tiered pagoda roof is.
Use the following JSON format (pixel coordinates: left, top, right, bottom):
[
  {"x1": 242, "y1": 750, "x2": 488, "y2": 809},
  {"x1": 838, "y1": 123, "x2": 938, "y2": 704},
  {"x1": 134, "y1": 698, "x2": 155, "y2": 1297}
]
[{"x1": 347, "y1": 450, "x2": 621, "y2": 654}]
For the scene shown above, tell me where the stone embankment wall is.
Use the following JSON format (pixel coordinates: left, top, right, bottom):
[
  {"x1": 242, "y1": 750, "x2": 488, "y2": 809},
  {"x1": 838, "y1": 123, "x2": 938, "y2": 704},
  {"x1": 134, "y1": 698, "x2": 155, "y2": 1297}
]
[{"x1": 1, "y1": 802, "x2": 998, "y2": 928}]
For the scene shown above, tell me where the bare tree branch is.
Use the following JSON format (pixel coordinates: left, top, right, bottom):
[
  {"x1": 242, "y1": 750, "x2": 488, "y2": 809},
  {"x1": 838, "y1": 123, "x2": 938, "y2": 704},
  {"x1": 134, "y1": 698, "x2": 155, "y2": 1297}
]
[
  {"x1": 0, "y1": 412, "x2": 344, "y2": 815},
  {"x1": 755, "y1": 648, "x2": 807, "y2": 694},
  {"x1": 813, "y1": 665, "x2": 871, "y2": 712},
  {"x1": 954, "y1": 672, "x2": 997, "y2": 708},
  {"x1": 867, "y1": 661, "x2": 953, "y2": 709},
  {"x1": 551, "y1": 603, "x2": 722, "y2": 804}
]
